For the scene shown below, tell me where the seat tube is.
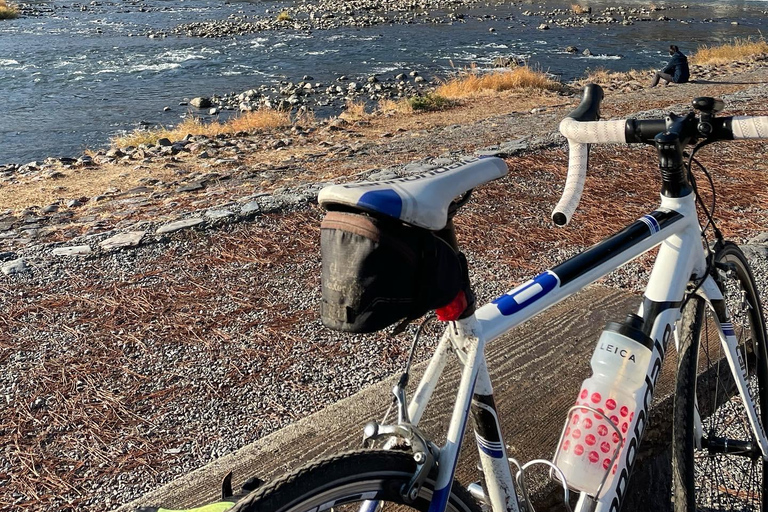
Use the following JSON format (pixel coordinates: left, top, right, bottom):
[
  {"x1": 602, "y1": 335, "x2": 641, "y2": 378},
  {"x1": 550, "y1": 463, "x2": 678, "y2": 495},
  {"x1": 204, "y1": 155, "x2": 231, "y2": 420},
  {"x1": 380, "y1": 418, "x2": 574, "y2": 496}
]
[{"x1": 472, "y1": 356, "x2": 521, "y2": 512}]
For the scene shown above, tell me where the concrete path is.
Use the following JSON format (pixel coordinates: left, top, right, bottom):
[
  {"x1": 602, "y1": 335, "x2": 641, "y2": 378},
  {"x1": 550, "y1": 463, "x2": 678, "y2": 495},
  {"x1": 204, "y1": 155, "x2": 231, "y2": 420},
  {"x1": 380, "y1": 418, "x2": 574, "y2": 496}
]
[{"x1": 124, "y1": 285, "x2": 678, "y2": 512}]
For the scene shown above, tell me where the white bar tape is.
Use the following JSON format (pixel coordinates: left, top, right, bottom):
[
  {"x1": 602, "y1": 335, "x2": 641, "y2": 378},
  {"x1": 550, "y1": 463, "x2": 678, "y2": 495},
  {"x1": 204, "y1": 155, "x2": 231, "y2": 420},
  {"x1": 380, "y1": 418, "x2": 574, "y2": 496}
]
[
  {"x1": 731, "y1": 116, "x2": 768, "y2": 139},
  {"x1": 552, "y1": 142, "x2": 588, "y2": 225},
  {"x1": 559, "y1": 117, "x2": 627, "y2": 144}
]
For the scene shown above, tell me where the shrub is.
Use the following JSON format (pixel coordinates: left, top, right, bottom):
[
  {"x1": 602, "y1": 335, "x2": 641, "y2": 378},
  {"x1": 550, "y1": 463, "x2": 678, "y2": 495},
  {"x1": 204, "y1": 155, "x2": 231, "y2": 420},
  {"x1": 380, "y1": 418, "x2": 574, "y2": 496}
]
[
  {"x1": 435, "y1": 65, "x2": 562, "y2": 99},
  {"x1": 276, "y1": 11, "x2": 292, "y2": 22},
  {"x1": 408, "y1": 93, "x2": 453, "y2": 112}
]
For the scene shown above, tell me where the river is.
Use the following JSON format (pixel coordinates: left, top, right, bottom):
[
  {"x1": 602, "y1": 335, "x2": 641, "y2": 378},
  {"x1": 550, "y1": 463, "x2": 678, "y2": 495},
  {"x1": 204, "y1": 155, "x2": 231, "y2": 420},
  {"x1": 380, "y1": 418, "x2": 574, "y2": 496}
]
[{"x1": 1, "y1": 0, "x2": 767, "y2": 164}]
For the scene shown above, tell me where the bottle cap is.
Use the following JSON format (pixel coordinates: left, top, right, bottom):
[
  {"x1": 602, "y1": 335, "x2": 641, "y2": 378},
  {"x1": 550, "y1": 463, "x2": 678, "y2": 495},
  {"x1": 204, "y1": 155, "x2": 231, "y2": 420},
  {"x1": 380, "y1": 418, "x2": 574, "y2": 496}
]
[{"x1": 604, "y1": 314, "x2": 653, "y2": 350}]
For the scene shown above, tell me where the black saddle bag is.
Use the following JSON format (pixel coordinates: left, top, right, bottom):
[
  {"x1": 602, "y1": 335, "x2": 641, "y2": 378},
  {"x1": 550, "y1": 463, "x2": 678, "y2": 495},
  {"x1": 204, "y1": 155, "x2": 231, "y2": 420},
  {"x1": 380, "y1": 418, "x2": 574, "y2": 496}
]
[{"x1": 320, "y1": 210, "x2": 466, "y2": 333}]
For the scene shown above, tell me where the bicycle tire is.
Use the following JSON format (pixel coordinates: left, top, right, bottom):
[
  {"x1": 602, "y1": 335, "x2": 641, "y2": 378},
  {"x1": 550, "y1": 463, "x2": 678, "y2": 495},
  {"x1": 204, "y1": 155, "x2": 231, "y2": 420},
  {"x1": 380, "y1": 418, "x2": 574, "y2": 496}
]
[
  {"x1": 673, "y1": 242, "x2": 768, "y2": 511},
  {"x1": 228, "y1": 450, "x2": 483, "y2": 512}
]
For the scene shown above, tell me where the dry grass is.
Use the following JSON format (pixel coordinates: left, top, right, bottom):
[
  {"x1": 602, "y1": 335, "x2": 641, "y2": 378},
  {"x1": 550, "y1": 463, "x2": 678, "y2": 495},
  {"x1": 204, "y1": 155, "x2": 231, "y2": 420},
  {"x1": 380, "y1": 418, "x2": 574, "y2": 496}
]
[
  {"x1": 691, "y1": 38, "x2": 768, "y2": 66},
  {"x1": 0, "y1": 0, "x2": 19, "y2": 19},
  {"x1": 376, "y1": 98, "x2": 413, "y2": 116},
  {"x1": 339, "y1": 100, "x2": 368, "y2": 122},
  {"x1": 571, "y1": 4, "x2": 591, "y2": 14},
  {"x1": 435, "y1": 65, "x2": 562, "y2": 99},
  {"x1": 112, "y1": 109, "x2": 291, "y2": 148},
  {"x1": 578, "y1": 66, "x2": 648, "y2": 86}
]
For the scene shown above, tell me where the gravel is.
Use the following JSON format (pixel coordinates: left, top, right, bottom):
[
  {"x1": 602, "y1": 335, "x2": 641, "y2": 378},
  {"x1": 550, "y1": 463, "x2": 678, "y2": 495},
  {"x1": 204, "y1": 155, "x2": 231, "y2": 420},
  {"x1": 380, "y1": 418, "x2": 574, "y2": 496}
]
[{"x1": 4, "y1": 67, "x2": 768, "y2": 511}]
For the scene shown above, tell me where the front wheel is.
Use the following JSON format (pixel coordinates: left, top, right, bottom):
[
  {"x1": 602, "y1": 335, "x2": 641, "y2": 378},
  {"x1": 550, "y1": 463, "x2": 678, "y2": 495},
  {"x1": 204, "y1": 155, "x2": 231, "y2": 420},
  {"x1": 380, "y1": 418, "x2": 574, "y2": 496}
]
[
  {"x1": 229, "y1": 450, "x2": 482, "y2": 512},
  {"x1": 673, "y1": 242, "x2": 768, "y2": 511}
]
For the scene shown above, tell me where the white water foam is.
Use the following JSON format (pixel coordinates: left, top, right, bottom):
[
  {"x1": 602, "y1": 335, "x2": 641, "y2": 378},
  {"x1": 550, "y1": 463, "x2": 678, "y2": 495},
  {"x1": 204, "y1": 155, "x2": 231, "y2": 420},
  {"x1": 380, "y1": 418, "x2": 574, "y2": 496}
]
[
  {"x1": 578, "y1": 54, "x2": 622, "y2": 60},
  {"x1": 0, "y1": 59, "x2": 19, "y2": 66}
]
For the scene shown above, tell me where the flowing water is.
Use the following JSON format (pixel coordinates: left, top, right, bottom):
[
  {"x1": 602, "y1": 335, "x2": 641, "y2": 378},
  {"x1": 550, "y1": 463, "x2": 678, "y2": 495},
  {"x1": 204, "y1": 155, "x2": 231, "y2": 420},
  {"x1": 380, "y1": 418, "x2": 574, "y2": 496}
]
[{"x1": 1, "y1": 0, "x2": 767, "y2": 163}]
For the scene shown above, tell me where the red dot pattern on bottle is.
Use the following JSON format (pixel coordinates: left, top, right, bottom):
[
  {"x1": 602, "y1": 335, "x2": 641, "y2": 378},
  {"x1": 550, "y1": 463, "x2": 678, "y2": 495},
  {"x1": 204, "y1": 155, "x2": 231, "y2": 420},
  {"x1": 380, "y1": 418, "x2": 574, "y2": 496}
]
[{"x1": 559, "y1": 386, "x2": 635, "y2": 471}]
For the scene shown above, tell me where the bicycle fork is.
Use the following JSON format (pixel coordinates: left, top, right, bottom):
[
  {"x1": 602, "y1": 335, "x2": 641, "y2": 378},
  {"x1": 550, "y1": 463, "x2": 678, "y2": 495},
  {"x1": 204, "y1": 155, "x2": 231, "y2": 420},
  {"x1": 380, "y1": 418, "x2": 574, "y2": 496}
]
[{"x1": 696, "y1": 275, "x2": 768, "y2": 459}]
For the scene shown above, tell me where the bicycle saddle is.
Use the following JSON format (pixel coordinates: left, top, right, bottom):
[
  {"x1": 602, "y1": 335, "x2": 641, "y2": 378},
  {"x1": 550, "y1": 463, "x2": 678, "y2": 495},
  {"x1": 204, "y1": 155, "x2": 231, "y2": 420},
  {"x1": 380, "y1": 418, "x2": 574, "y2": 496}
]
[{"x1": 318, "y1": 156, "x2": 508, "y2": 230}]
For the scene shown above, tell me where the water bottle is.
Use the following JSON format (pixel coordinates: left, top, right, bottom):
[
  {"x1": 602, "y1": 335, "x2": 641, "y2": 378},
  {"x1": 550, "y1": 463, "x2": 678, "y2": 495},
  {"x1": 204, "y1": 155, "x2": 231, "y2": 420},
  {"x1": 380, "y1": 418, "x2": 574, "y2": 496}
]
[{"x1": 554, "y1": 314, "x2": 652, "y2": 496}]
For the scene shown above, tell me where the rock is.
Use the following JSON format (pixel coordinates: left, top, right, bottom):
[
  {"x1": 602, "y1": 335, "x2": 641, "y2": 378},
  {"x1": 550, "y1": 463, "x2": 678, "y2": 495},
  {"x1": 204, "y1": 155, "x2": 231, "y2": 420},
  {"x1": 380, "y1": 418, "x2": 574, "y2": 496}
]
[
  {"x1": 67, "y1": 199, "x2": 84, "y2": 208},
  {"x1": 583, "y1": 48, "x2": 592, "y2": 56},
  {"x1": 476, "y1": 139, "x2": 529, "y2": 158},
  {"x1": 100, "y1": 231, "x2": 146, "y2": 250},
  {"x1": 493, "y1": 56, "x2": 519, "y2": 68},
  {"x1": 52, "y1": 245, "x2": 92, "y2": 257},
  {"x1": 1, "y1": 258, "x2": 28, "y2": 275},
  {"x1": 155, "y1": 218, "x2": 204, "y2": 234},
  {"x1": 566, "y1": 46, "x2": 579, "y2": 53},
  {"x1": 157, "y1": 138, "x2": 173, "y2": 147},
  {"x1": 0, "y1": 251, "x2": 17, "y2": 262},
  {"x1": 537, "y1": 23, "x2": 550, "y2": 30},
  {"x1": 190, "y1": 97, "x2": 213, "y2": 108},
  {"x1": 77, "y1": 155, "x2": 94, "y2": 167},
  {"x1": 205, "y1": 209, "x2": 236, "y2": 221},
  {"x1": 240, "y1": 201, "x2": 261, "y2": 216},
  {"x1": 42, "y1": 204, "x2": 60, "y2": 214},
  {"x1": 176, "y1": 182, "x2": 206, "y2": 193}
]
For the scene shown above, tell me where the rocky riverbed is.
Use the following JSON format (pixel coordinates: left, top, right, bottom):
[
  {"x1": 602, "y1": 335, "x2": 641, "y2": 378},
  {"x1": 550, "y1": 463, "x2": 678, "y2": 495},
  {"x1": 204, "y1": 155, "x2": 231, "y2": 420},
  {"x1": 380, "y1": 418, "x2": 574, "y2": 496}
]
[{"x1": 2, "y1": 63, "x2": 768, "y2": 511}]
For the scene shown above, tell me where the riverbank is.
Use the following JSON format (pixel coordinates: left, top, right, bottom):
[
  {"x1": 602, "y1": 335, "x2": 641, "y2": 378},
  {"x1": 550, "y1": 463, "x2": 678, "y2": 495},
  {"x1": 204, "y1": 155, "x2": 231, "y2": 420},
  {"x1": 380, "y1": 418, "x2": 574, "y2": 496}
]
[
  {"x1": 5, "y1": 0, "x2": 768, "y2": 164},
  {"x1": 2, "y1": 62, "x2": 768, "y2": 511}
]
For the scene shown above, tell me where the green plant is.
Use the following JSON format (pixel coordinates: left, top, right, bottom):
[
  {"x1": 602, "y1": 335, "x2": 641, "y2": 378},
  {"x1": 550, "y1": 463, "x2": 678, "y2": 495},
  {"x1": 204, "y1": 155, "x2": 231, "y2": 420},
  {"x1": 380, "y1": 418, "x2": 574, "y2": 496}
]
[
  {"x1": 276, "y1": 11, "x2": 292, "y2": 22},
  {"x1": 407, "y1": 93, "x2": 453, "y2": 112}
]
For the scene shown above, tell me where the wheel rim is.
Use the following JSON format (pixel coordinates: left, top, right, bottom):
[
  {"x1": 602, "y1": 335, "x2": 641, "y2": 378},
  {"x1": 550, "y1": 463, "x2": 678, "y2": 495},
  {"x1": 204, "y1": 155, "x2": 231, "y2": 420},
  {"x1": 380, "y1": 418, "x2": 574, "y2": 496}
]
[
  {"x1": 281, "y1": 474, "x2": 468, "y2": 512},
  {"x1": 692, "y1": 252, "x2": 766, "y2": 511}
]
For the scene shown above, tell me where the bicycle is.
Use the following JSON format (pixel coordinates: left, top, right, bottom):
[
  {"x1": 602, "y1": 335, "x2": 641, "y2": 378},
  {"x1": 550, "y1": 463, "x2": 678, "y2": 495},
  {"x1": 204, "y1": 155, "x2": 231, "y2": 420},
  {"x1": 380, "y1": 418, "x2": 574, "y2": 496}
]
[{"x1": 226, "y1": 84, "x2": 768, "y2": 512}]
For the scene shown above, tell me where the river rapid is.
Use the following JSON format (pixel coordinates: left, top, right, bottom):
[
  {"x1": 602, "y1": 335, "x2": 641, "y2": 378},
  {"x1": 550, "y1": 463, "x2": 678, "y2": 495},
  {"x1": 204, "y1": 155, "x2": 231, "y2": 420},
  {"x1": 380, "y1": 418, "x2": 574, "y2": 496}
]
[{"x1": 1, "y1": 0, "x2": 768, "y2": 164}]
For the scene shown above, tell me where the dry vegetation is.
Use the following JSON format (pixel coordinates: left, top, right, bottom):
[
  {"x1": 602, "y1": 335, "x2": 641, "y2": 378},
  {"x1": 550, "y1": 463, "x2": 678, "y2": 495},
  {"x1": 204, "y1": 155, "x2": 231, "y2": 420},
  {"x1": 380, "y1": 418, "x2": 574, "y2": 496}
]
[
  {"x1": 0, "y1": 0, "x2": 19, "y2": 19},
  {"x1": 436, "y1": 65, "x2": 562, "y2": 98},
  {"x1": 578, "y1": 66, "x2": 648, "y2": 87},
  {"x1": 112, "y1": 109, "x2": 292, "y2": 148},
  {"x1": 570, "y1": 4, "x2": 591, "y2": 15},
  {"x1": 691, "y1": 38, "x2": 768, "y2": 66}
]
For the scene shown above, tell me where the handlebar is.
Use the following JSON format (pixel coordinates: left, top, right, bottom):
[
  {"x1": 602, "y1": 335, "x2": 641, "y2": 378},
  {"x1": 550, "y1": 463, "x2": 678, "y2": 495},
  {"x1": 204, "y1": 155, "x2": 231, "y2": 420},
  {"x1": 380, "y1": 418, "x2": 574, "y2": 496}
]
[{"x1": 552, "y1": 84, "x2": 768, "y2": 225}]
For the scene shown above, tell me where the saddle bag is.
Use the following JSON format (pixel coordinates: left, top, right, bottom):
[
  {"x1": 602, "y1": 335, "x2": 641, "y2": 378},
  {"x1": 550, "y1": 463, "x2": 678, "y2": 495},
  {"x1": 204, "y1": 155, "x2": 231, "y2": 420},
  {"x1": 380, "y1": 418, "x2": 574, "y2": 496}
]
[{"x1": 320, "y1": 210, "x2": 466, "y2": 333}]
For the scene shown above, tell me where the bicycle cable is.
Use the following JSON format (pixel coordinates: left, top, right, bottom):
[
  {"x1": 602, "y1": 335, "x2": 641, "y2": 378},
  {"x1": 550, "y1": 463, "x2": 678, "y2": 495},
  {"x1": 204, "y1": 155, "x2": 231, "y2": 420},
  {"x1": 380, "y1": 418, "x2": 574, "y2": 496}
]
[
  {"x1": 381, "y1": 314, "x2": 437, "y2": 425},
  {"x1": 679, "y1": 139, "x2": 720, "y2": 312}
]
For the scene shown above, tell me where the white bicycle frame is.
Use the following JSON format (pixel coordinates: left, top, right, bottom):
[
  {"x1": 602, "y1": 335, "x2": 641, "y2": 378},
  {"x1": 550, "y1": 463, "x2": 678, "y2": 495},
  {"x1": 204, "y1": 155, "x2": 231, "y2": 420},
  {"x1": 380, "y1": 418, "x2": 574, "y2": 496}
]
[{"x1": 400, "y1": 190, "x2": 768, "y2": 512}]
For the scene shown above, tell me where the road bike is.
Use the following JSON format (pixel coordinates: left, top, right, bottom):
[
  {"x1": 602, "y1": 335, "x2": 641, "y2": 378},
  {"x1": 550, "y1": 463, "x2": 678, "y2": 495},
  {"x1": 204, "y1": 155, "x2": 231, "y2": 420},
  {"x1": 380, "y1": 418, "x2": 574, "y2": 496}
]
[{"x1": 226, "y1": 84, "x2": 768, "y2": 512}]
